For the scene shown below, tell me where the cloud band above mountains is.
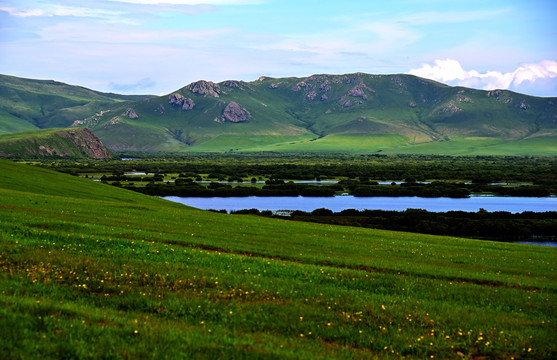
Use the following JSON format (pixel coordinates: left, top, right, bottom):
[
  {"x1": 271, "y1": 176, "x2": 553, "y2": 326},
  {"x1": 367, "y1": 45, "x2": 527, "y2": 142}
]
[{"x1": 408, "y1": 59, "x2": 557, "y2": 97}]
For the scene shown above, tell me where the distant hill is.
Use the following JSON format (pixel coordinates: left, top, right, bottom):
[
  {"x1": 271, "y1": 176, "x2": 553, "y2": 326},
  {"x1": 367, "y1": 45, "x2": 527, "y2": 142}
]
[
  {"x1": 1, "y1": 73, "x2": 556, "y2": 155},
  {"x1": 0, "y1": 74, "x2": 153, "y2": 134},
  {"x1": 0, "y1": 128, "x2": 113, "y2": 159}
]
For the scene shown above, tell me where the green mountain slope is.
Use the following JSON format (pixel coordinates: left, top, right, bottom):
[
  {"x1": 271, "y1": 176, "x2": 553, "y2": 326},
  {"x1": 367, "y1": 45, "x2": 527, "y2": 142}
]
[
  {"x1": 1, "y1": 160, "x2": 556, "y2": 358},
  {"x1": 0, "y1": 74, "x2": 153, "y2": 134},
  {"x1": 80, "y1": 74, "x2": 557, "y2": 154},
  {"x1": 0, "y1": 128, "x2": 113, "y2": 159},
  {"x1": 2, "y1": 73, "x2": 556, "y2": 154}
]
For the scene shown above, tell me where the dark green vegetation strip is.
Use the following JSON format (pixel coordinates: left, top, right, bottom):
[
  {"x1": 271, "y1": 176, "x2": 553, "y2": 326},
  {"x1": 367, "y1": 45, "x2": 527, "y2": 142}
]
[
  {"x1": 1, "y1": 159, "x2": 556, "y2": 359},
  {"x1": 261, "y1": 208, "x2": 557, "y2": 243},
  {"x1": 53, "y1": 153, "x2": 557, "y2": 184}
]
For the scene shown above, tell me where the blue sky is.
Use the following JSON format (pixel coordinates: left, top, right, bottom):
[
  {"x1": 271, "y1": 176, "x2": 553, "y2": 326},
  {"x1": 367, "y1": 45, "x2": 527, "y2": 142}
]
[{"x1": 1, "y1": 0, "x2": 556, "y2": 96}]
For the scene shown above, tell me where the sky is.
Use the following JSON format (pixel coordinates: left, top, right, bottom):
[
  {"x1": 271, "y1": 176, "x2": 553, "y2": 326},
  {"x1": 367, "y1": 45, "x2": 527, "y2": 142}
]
[{"x1": 1, "y1": 0, "x2": 556, "y2": 97}]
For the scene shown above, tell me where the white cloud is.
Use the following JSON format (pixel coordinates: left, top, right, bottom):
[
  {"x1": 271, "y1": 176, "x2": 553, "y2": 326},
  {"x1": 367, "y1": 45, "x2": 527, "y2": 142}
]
[
  {"x1": 408, "y1": 59, "x2": 557, "y2": 94},
  {"x1": 512, "y1": 61, "x2": 557, "y2": 86},
  {"x1": 394, "y1": 8, "x2": 509, "y2": 26},
  {"x1": 50, "y1": 5, "x2": 125, "y2": 18},
  {"x1": 1, "y1": 5, "x2": 126, "y2": 21},
  {"x1": 408, "y1": 59, "x2": 473, "y2": 82},
  {"x1": 105, "y1": 0, "x2": 259, "y2": 4},
  {"x1": 0, "y1": 7, "x2": 44, "y2": 17},
  {"x1": 37, "y1": 21, "x2": 236, "y2": 44}
]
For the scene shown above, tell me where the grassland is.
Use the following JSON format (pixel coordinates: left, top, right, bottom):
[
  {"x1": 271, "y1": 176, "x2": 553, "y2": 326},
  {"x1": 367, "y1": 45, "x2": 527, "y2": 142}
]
[
  {"x1": 0, "y1": 128, "x2": 113, "y2": 159},
  {"x1": 2, "y1": 73, "x2": 556, "y2": 155},
  {"x1": 0, "y1": 74, "x2": 152, "y2": 135},
  {"x1": 1, "y1": 159, "x2": 556, "y2": 359},
  {"x1": 193, "y1": 135, "x2": 557, "y2": 155}
]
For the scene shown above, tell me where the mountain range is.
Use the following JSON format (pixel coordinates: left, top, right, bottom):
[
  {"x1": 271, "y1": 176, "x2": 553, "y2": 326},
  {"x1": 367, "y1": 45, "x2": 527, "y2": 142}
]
[{"x1": 1, "y1": 73, "x2": 556, "y2": 155}]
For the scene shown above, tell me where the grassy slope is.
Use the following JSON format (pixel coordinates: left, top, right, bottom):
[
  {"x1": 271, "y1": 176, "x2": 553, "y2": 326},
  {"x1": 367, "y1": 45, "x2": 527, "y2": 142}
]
[
  {"x1": 0, "y1": 74, "x2": 153, "y2": 134},
  {"x1": 2, "y1": 73, "x2": 556, "y2": 154},
  {"x1": 84, "y1": 74, "x2": 557, "y2": 154},
  {"x1": 0, "y1": 128, "x2": 112, "y2": 159},
  {"x1": 1, "y1": 160, "x2": 556, "y2": 358}
]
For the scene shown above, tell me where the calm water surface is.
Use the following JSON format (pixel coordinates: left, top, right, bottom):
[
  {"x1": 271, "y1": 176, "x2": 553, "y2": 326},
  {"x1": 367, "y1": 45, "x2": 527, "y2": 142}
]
[
  {"x1": 162, "y1": 195, "x2": 557, "y2": 213},
  {"x1": 162, "y1": 195, "x2": 557, "y2": 246}
]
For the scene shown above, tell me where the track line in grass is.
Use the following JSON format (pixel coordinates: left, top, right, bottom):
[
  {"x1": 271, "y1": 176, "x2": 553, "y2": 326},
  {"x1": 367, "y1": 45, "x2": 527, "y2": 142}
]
[{"x1": 161, "y1": 240, "x2": 547, "y2": 292}]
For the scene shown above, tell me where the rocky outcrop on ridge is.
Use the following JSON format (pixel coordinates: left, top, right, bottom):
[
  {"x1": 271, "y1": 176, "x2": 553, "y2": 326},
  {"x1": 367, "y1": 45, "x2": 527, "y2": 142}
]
[
  {"x1": 169, "y1": 93, "x2": 185, "y2": 105},
  {"x1": 222, "y1": 102, "x2": 251, "y2": 123},
  {"x1": 347, "y1": 83, "x2": 375, "y2": 100},
  {"x1": 65, "y1": 128, "x2": 113, "y2": 159},
  {"x1": 168, "y1": 93, "x2": 195, "y2": 111},
  {"x1": 221, "y1": 80, "x2": 242, "y2": 88},
  {"x1": 285, "y1": 74, "x2": 380, "y2": 108},
  {"x1": 181, "y1": 98, "x2": 195, "y2": 111},
  {"x1": 188, "y1": 81, "x2": 221, "y2": 97}
]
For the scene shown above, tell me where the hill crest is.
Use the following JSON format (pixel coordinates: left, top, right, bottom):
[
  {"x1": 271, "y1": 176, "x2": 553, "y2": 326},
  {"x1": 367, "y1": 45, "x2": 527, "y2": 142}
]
[
  {"x1": 0, "y1": 128, "x2": 113, "y2": 159},
  {"x1": 1, "y1": 73, "x2": 556, "y2": 155}
]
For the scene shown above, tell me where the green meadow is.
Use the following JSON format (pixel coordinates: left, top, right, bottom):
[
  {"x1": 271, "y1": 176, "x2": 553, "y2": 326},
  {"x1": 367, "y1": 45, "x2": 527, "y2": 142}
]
[
  {"x1": 1, "y1": 159, "x2": 556, "y2": 359},
  {"x1": 158, "y1": 133, "x2": 557, "y2": 155}
]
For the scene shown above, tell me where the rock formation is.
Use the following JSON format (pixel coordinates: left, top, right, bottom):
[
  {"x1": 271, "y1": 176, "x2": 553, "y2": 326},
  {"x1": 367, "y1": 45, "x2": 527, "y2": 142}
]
[
  {"x1": 182, "y1": 98, "x2": 195, "y2": 111},
  {"x1": 435, "y1": 101, "x2": 462, "y2": 115},
  {"x1": 168, "y1": 93, "x2": 195, "y2": 111},
  {"x1": 339, "y1": 99, "x2": 353, "y2": 108},
  {"x1": 65, "y1": 128, "x2": 113, "y2": 159},
  {"x1": 306, "y1": 91, "x2": 318, "y2": 101},
  {"x1": 319, "y1": 82, "x2": 331, "y2": 91},
  {"x1": 0, "y1": 128, "x2": 112, "y2": 159},
  {"x1": 188, "y1": 80, "x2": 220, "y2": 97},
  {"x1": 169, "y1": 93, "x2": 185, "y2": 105},
  {"x1": 347, "y1": 83, "x2": 375, "y2": 100},
  {"x1": 222, "y1": 102, "x2": 251, "y2": 123},
  {"x1": 122, "y1": 108, "x2": 138, "y2": 119},
  {"x1": 221, "y1": 80, "x2": 242, "y2": 88}
]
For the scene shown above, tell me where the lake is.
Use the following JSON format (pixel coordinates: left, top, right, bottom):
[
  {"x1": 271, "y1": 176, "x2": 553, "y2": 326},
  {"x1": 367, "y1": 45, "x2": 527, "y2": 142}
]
[
  {"x1": 162, "y1": 195, "x2": 557, "y2": 213},
  {"x1": 162, "y1": 195, "x2": 557, "y2": 247}
]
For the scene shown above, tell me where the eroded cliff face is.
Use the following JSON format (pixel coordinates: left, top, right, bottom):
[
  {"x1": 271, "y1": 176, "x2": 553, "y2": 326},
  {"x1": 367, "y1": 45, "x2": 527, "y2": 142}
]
[
  {"x1": 0, "y1": 128, "x2": 113, "y2": 159},
  {"x1": 59, "y1": 128, "x2": 113, "y2": 159}
]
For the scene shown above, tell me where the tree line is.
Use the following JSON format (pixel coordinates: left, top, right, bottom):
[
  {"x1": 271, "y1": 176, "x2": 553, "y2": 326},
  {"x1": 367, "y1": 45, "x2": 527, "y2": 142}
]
[
  {"x1": 230, "y1": 208, "x2": 557, "y2": 243},
  {"x1": 43, "y1": 153, "x2": 557, "y2": 184},
  {"x1": 111, "y1": 178, "x2": 554, "y2": 198}
]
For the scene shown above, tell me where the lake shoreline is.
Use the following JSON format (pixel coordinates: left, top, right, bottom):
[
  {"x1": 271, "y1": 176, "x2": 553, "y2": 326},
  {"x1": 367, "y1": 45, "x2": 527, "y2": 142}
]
[
  {"x1": 162, "y1": 195, "x2": 557, "y2": 247},
  {"x1": 162, "y1": 194, "x2": 557, "y2": 213}
]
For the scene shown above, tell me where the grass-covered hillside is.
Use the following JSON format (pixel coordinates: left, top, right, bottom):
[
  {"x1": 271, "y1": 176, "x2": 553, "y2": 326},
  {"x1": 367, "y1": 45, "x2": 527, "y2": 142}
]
[
  {"x1": 0, "y1": 74, "x2": 153, "y2": 135},
  {"x1": 1, "y1": 159, "x2": 555, "y2": 358},
  {"x1": 79, "y1": 74, "x2": 557, "y2": 154},
  {"x1": 0, "y1": 128, "x2": 113, "y2": 159},
  {"x1": 2, "y1": 73, "x2": 556, "y2": 155}
]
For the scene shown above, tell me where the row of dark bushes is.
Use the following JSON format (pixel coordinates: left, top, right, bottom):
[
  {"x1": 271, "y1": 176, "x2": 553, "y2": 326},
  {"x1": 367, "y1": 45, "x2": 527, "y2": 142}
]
[
  {"x1": 229, "y1": 208, "x2": 557, "y2": 242},
  {"x1": 113, "y1": 179, "x2": 554, "y2": 198},
  {"x1": 75, "y1": 153, "x2": 557, "y2": 184},
  {"x1": 123, "y1": 182, "x2": 336, "y2": 197}
]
